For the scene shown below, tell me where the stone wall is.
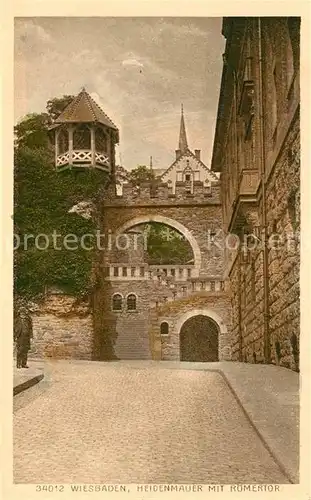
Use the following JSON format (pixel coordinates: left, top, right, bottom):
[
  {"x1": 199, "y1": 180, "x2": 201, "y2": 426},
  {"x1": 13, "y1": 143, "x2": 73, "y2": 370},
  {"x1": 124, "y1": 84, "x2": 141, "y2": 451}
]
[
  {"x1": 229, "y1": 117, "x2": 300, "y2": 369},
  {"x1": 29, "y1": 294, "x2": 93, "y2": 360},
  {"x1": 228, "y1": 256, "x2": 241, "y2": 361},
  {"x1": 240, "y1": 248, "x2": 265, "y2": 363},
  {"x1": 265, "y1": 117, "x2": 300, "y2": 370}
]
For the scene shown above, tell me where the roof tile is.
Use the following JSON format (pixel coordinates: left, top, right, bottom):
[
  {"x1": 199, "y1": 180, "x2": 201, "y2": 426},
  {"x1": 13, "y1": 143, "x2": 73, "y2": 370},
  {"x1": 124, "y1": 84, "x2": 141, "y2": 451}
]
[{"x1": 55, "y1": 89, "x2": 118, "y2": 132}]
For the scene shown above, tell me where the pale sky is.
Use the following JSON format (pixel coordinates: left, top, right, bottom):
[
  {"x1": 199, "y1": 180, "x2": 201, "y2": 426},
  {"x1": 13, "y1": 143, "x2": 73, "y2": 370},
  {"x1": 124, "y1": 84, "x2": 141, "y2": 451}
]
[{"x1": 14, "y1": 17, "x2": 225, "y2": 170}]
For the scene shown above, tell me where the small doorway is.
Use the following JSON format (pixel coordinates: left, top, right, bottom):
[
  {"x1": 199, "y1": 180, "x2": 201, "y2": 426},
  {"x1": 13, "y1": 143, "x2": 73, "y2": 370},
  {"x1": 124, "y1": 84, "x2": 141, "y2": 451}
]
[{"x1": 180, "y1": 314, "x2": 219, "y2": 362}]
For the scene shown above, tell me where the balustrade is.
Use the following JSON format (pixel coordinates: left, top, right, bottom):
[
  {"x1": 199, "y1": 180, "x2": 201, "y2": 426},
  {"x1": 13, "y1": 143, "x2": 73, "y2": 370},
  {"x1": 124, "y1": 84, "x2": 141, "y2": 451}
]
[
  {"x1": 105, "y1": 264, "x2": 225, "y2": 304},
  {"x1": 56, "y1": 149, "x2": 110, "y2": 170}
]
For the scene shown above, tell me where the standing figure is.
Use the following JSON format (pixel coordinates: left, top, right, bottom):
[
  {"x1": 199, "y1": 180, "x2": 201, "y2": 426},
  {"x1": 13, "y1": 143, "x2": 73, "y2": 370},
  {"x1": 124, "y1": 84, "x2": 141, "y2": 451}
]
[{"x1": 14, "y1": 306, "x2": 33, "y2": 369}]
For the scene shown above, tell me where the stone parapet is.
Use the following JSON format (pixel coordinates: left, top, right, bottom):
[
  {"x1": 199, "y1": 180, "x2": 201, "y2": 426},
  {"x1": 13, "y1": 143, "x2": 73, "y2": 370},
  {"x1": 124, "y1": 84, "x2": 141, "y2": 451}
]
[{"x1": 103, "y1": 180, "x2": 221, "y2": 206}]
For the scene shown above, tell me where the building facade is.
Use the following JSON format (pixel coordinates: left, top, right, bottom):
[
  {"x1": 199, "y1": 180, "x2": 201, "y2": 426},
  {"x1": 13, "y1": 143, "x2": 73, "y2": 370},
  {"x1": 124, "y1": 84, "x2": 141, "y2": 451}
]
[{"x1": 211, "y1": 17, "x2": 300, "y2": 370}]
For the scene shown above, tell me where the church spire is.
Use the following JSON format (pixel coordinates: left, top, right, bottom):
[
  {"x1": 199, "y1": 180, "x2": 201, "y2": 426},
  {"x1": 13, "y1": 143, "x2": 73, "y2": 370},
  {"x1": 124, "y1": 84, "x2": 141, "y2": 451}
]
[{"x1": 178, "y1": 103, "x2": 188, "y2": 153}]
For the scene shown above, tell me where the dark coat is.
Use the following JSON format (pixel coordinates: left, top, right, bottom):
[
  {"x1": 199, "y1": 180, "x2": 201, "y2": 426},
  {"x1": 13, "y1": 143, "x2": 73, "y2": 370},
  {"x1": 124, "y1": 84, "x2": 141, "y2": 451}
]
[{"x1": 14, "y1": 310, "x2": 33, "y2": 350}]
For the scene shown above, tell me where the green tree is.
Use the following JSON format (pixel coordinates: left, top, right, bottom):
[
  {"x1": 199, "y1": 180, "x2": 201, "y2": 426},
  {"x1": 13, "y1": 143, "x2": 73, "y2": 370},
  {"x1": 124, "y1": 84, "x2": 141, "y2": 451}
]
[
  {"x1": 46, "y1": 95, "x2": 75, "y2": 120},
  {"x1": 14, "y1": 95, "x2": 105, "y2": 300},
  {"x1": 14, "y1": 95, "x2": 74, "y2": 150},
  {"x1": 128, "y1": 166, "x2": 193, "y2": 265},
  {"x1": 128, "y1": 165, "x2": 155, "y2": 185},
  {"x1": 14, "y1": 113, "x2": 51, "y2": 150},
  {"x1": 145, "y1": 222, "x2": 193, "y2": 265}
]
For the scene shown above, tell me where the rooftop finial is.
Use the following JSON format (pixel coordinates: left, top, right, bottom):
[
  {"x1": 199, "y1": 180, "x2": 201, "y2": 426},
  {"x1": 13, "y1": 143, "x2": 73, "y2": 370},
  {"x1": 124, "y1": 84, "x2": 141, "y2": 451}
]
[{"x1": 178, "y1": 103, "x2": 188, "y2": 153}]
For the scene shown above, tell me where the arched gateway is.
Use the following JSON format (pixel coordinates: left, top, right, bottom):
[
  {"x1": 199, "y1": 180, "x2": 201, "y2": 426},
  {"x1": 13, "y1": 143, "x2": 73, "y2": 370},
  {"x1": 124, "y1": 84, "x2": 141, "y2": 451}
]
[
  {"x1": 177, "y1": 309, "x2": 225, "y2": 362},
  {"x1": 115, "y1": 215, "x2": 202, "y2": 277},
  {"x1": 180, "y1": 316, "x2": 219, "y2": 361}
]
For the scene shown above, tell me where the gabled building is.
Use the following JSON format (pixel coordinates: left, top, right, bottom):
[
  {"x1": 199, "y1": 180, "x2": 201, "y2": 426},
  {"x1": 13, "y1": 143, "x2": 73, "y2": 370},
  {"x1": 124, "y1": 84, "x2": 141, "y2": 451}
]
[{"x1": 159, "y1": 105, "x2": 218, "y2": 193}]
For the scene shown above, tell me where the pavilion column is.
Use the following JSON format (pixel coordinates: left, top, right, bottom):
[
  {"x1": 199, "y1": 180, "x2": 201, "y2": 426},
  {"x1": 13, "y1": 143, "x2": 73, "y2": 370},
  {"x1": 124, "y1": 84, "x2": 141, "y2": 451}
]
[
  {"x1": 91, "y1": 126, "x2": 96, "y2": 167},
  {"x1": 55, "y1": 128, "x2": 59, "y2": 167},
  {"x1": 68, "y1": 125, "x2": 74, "y2": 165}
]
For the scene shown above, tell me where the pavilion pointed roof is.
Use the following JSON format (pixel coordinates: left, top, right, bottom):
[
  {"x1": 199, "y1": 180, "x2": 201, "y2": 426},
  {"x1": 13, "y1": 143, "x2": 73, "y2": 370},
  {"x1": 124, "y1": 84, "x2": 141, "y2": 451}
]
[
  {"x1": 178, "y1": 104, "x2": 189, "y2": 153},
  {"x1": 54, "y1": 88, "x2": 119, "y2": 133}
]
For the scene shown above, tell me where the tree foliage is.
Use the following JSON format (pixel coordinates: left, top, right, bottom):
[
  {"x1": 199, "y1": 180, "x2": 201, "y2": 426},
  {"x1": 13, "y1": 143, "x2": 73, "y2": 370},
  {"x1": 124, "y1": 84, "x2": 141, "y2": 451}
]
[
  {"x1": 46, "y1": 95, "x2": 75, "y2": 120},
  {"x1": 127, "y1": 165, "x2": 194, "y2": 265},
  {"x1": 14, "y1": 95, "x2": 104, "y2": 300},
  {"x1": 128, "y1": 164, "x2": 155, "y2": 185},
  {"x1": 144, "y1": 223, "x2": 193, "y2": 265}
]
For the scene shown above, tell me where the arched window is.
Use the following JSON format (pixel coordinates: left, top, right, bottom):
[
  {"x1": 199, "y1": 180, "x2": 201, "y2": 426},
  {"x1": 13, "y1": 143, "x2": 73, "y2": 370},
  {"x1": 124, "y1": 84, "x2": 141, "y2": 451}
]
[
  {"x1": 160, "y1": 322, "x2": 169, "y2": 336},
  {"x1": 73, "y1": 124, "x2": 91, "y2": 149},
  {"x1": 127, "y1": 294, "x2": 137, "y2": 311},
  {"x1": 183, "y1": 166, "x2": 193, "y2": 182},
  {"x1": 112, "y1": 293, "x2": 123, "y2": 311}
]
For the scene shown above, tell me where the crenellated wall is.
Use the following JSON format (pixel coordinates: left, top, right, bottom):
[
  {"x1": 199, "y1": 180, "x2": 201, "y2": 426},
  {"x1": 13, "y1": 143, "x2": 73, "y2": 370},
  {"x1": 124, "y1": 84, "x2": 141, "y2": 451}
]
[{"x1": 104, "y1": 180, "x2": 221, "y2": 206}]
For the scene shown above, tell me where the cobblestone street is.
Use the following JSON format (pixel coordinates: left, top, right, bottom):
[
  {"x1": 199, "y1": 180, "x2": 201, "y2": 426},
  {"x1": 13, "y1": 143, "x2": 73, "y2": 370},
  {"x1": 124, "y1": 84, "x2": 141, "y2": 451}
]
[{"x1": 14, "y1": 361, "x2": 289, "y2": 484}]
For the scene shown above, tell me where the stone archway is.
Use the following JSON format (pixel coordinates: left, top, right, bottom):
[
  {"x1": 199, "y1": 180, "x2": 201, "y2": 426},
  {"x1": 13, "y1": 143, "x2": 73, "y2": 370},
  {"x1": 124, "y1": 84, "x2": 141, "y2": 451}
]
[
  {"x1": 180, "y1": 315, "x2": 219, "y2": 361},
  {"x1": 115, "y1": 215, "x2": 202, "y2": 277},
  {"x1": 176, "y1": 308, "x2": 226, "y2": 362}
]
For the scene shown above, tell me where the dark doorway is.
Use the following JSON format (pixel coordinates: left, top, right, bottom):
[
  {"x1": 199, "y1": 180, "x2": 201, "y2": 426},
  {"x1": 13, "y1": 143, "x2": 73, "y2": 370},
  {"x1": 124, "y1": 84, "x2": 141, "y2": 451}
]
[{"x1": 180, "y1": 315, "x2": 219, "y2": 362}]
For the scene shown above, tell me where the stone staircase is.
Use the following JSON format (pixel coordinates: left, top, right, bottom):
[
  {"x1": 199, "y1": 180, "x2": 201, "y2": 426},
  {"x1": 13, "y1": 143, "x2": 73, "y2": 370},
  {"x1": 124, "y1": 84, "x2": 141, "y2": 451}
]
[
  {"x1": 114, "y1": 316, "x2": 151, "y2": 360},
  {"x1": 149, "y1": 275, "x2": 226, "y2": 309}
]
